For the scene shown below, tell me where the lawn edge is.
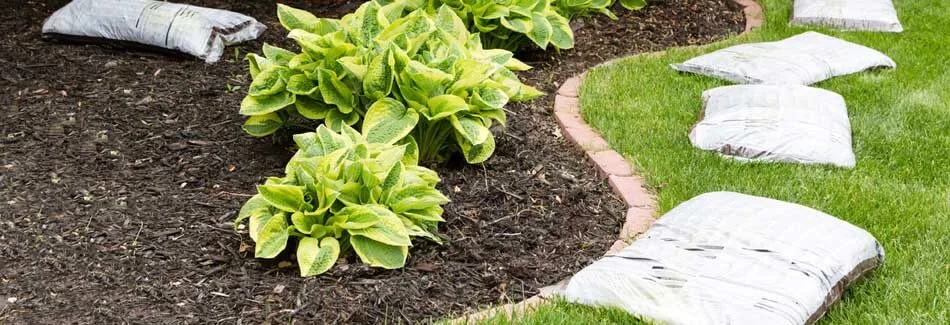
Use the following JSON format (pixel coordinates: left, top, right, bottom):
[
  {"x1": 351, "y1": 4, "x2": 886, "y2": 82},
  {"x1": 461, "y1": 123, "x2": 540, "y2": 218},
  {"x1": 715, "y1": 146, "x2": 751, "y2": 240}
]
[{"x1": 448, "y1": 1, "x2": 765, "y2": 323}]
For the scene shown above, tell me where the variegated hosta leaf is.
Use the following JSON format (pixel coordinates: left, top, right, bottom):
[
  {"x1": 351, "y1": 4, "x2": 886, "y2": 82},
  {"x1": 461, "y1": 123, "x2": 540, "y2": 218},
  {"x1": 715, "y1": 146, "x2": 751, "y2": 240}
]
[
  {"x1": 297, "y1": 237, "x2": 340, "y2": 277},
  {"x1": 242, "y1": 112, "x2": 284, "y2": 137},
  {"x1": 472, "y1": 87, "x2": 510, "y2": 109},
  {"x1": 346, "y1": 205, "x2": 411, "y2": 246},
  {"x1": 350, "y1": 235, "x2": 408, "y2": 269},
  {"x1": 526, "y1": 12, "x2": 553, "y2": 49},
  {"x1": 363, "y1": 46, "x2": 395, "y2": 100},
  {"x1": 398, "y1": 136, "x2": 419, "y2": 166},
  {"x1": 255, "y1": 212, "x2": 290, "y2": 258},
  {"x1": 259, "y1": 183, "x2": 312, "y2": 212},
  {"x1": 362, "y1": 98, "x2": 419, "y2": 145},
  {"x1": 239, "y1": 91, "x2": 295, "y2": 116},
  {"x1": 620, "y1": 0, "x2": 647, "y2": 10},
  {"x1": 425, "y1": 94, "x2": 469, "y2": 121},
  {"x1": 450, "y1": 115, "x2": 491, "y2": 145},
  {"x1": 277, "y1": 4, "x2": 320, "y2": 32},
  {"x1": 457, "y1": 130, "x2": 496, "y2": 164},
  {"x1": 295, "y1": 96, "x2": 331, "y2": 120},
  {"x1": 235, "y1": 194, "x2": 270, "y2": 231},
  {"x1": 500, "y1": 16, "x2": 533, "y2": 34},
  {"x1": 338, "y1": 56, "x2": 367, "y2": 81},
  {"x1": 291, "y1": 211, "x2": 318, "y2": 235},
  {"x1": 317, "y1": 68, "x2": 356, "y2": 114},
  {"x1": 246, "y1": 53, "x2": 272, "y2": 78},
  {"x1": 248, "y1": 68, "x2": 287, "y2": 97},
  {"x1": 359, "y1": 1, "x2": 386, "y2": 45},
  {"x1": 547, "y1": 13, "x2": 574, "y2": 50},
  {"x1": 435, "y1": 5, "x2": 469, "y2": 43},
  {"x1": 286, "y1": 74, "x2": 318, "y2": 95},
  {"x1": 262, "y1": 44, "x2": 296, "y2": 67},
  {"x1": 390, "y1": 184, "x2": 451, "y2": 213}
]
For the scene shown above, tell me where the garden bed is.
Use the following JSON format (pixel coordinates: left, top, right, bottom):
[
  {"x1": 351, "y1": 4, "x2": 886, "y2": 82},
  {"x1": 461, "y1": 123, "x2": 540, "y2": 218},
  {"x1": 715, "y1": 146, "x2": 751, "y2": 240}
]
[{"x1": 0, "y1": 0, "x2": 741, "y2": 323}]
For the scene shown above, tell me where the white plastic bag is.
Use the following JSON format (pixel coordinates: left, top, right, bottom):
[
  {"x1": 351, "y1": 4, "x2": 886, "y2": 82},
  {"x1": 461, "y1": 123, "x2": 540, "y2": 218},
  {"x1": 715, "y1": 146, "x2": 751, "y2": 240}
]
[
  {"x1": 792, "y1": 0, "x2": 903, "y2": 32},
  {"x1": 689, "y1": 85, "x2": 856, "y2": 168},
  {"x1": 671, "y1": 32, "x2": 895, "y2": 85},
  {"x1": 42, "y1": 0, "x2": 266, "y2": 63},
  {"x1": 564, "y1": 192, "x2": 884, "y2": 325}
]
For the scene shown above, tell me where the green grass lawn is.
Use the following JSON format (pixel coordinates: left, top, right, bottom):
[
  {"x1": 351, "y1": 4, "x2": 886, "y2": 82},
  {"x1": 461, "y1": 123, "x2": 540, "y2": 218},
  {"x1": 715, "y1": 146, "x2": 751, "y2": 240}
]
[{"x1": 478, "y1": 0, "x2": 949, "y2": 323}]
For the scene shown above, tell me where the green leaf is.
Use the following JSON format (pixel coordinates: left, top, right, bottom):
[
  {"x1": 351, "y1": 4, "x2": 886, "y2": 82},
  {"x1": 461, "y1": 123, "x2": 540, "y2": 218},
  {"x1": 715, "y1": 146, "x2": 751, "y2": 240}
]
[
  {"x1": 350, "y1": 235, "x2": 408, "y2": 269},
  {"x1": 255, "y1": 212, "x2": 289, "y2": 258},
  {"x1": 337, "y1": 205, "x2": 383, "y2": 229},
  {"x1": 295, "y1": 95, "x2": 331, "y2": 120},
  {"x1": 262, "y1": 43, "x2": 296, "y2": 65},
  {"x1": 346, "y1": 205, "x2": 411, "y2": 246},
  {"x1": 547, "y1": 13, "x2": 574, "y2": 49},
  {"x1": 242, "y1": 112, "x2": 284, "y2": 137},
  {"x1": 291, "y1": 211, "x2": 318, "y2": 234},
  {"x1": 359, "y1": 2, "x2": 386, "y2": 45},
  {"x1": 363, "y1": 47, "x2": 395, "y2": 100},
  {"x1": 286, "y1": 74, "x2": 318, "y2": 95},
  {"x1": 514, "y1": 84, "x2": 544, "y2": 101},
  {"x1": 398, "y1": 136, "x2": 419, "y2": 165},
  {"x1": 277, "y1": 4, "x2": 319, "y2": 32},
  {"x1": 458, "y1": 130, "x2": 496, "y2": 164},
  {"x1": 402, "y1": 205, "x2": 446, "y2": 223},
  {"x1": 450, "y1": 115, "x2": 491, "y2": 145},
  {"x1": 526, "y1": 12, "x2": 553, "y2": 49},
  {"x1": 426, "y1": 94, "x2": 469, "y2": 121},
  {"x1": 500, "y1": 16, "x2": 532, "y2": 34},
  {"x1": 380, "y1": 161, "x2": 404, "y2": 192},
  {"x1": 504, "y1": 57, "x2": 532, "y2": 71},
  {"x1": 235, "y1": 194, "x2": 271, "y2": 230},
  {"x1": 312, "y1": 18, "x2": 342, "y2": 36},
  {"x1": 246, "y1": 53, "x2": 272, "y2": 78},
  {"x1": 362, "y1": 98, "x2": 419, "y2": 145},
  {"x1": 317, "y1": 69, "x2": 355, "y2": 114},
  {"x1": 473, "y1": 87, "x2": 509, "y2": 109},
  {"x1": 259, "y1": 183, "x2": 312, "y2": 212},
  {"x1": 620, "y1": 0, "x2": 647, "y2": 10},
  {"x1": 338, "y1": 56, "x2": 367, "y2": 81},
  {"x1": 435, "y1": 5, "x2": 469, "y2": 43},
  {"x1": 297, "y1": 237, "x2": 340, "y2": 276},
  {"x1": 248, "y1": 68, "x2": 287, "y2": 97},
  {"x1": 239, "y1": 92, "x2": 295, "y2": 116},
  {"x1": 390, "y1": 184, "x2": 450, "y2": 213}
]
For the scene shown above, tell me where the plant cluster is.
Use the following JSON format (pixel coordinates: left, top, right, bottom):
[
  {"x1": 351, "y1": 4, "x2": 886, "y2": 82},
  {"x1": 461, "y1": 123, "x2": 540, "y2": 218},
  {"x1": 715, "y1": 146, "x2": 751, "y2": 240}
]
[
  {"x1": 234, "y1": 125, "x2": 449, "y2": 276},
  {"x1": 236, "y1": 1, "x2": 647, "y2": 277},
  {"x1": 240, "y1": 2, "x2": 541, "y2": 164}
]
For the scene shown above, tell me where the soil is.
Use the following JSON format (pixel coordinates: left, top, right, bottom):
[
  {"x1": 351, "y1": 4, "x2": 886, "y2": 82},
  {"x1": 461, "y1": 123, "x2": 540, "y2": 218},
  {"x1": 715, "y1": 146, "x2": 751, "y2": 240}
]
[{"x1": 0, "y1": 0, "x2": 742, "y2": 323}]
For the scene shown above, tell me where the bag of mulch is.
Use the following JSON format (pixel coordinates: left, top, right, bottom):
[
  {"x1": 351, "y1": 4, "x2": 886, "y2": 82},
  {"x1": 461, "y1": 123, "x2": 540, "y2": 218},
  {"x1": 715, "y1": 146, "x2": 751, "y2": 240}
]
[
  {"x1": 564, "y1": 192, "x2": 884, "y2": 325},
  {"x1": 671, "y1": 32, "x2": 896, "y2": 85},
  {"x1": 792, "y1": 0, "x2": 903, "y2": 32},
  {"x1": 42, "y1": 0, "x2": 266, "y2": 63},
  {"x1": 689, "y1": 84, "x2": 856, "y2": 168}
]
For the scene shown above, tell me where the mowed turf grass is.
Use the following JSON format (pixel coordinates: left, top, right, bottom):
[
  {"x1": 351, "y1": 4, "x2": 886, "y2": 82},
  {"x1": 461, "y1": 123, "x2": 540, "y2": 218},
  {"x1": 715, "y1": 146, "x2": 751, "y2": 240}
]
[{"x1": 478, "y1": 0, "x2": 950, "y2": 324}]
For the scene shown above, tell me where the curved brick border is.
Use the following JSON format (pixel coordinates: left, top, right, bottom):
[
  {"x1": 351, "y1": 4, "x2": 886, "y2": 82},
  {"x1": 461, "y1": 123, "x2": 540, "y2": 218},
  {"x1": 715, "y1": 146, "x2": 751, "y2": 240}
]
[{"x1": 452, "y1": 1, "x2": 764, "y2": 322}]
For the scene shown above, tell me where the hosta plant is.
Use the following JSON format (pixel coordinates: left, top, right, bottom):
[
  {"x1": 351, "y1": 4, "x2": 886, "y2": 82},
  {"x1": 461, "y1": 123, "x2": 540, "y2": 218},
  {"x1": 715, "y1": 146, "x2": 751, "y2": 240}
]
[
  {"x1": 240, "y1": 2, "x2": 541, "y2": 163},
  {"x1": 234, "y1": 125, "x2": 450, "y2": 276},
  {"x1": 553, "y1": 0, "x2": 646, "y2": 20},
  {"x1": 377, "y1": 0, "x2": 575, "y2": 51}
]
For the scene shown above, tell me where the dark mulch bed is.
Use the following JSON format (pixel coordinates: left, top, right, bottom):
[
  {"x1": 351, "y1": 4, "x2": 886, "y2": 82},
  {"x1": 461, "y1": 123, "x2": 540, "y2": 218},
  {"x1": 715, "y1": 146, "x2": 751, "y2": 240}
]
[{"x1": 0, "y1": 0, "x2": 741, "y2": 323}]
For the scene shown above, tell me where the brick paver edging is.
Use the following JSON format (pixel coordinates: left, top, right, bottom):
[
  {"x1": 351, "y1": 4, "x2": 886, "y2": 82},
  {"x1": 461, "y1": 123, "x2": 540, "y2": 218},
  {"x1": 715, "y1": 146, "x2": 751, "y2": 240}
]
[{"x1": 451, "y1": 1, "x2": 764, "y2": 322}]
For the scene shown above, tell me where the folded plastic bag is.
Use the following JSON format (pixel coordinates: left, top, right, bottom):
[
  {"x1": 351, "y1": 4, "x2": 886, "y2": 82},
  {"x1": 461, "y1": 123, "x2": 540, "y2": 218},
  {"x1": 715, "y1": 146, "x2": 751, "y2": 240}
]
[
  {"x1": 42, "y1": 0, "x2": 266, "y2": 63},
  {"x1": 564, "y1": 192, "x2": 884, "y2": 325},
  {"x1": 671, "y1": 32, "x2": 895, "y2": 85},
  {"x1": 792, "y1": 0, "x2": 903, "y2": 32},
  {"x1": 689, "y1": 84, "x2": 856, "y2": 168}
]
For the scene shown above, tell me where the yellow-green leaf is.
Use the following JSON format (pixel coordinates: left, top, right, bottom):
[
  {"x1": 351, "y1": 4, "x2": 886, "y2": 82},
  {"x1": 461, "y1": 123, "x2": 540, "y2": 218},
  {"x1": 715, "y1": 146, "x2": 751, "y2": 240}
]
[
  {"x1": 242, "y1": 113, "x2": 283, "y2": 137},
  {"x1": 277, "y1": 4, "x2": 319, "y2": 32},
  {"x1": 236, "y1": 194, "x2": 271, "y2": 231},
  {"x1": 362, "y1": 98, "x2": 419, "y2": 145},
  {"x1": 297, "y1": 237, "x2": 340, "y2": 276},
  {"x1": 526, "y1": 12, "x2": 553, "y2": 49},
  {"x1": 458, "y1": 130, "x2": 496, "y2": 164},
  {"x1": 547, "y1": 13, "x2": 574, "y2": 50},
  {"x1": 363, "y1": 47, "x2": 394, "y2": 100},
  {"x1": 426, "y1": 94, "x2": 469, "y2": 121},
  {"x1": 255, "y1": 212, "x2": 289, "y2": 258},
  {"x1": 286, "y1": 74, "x2": 318, "y2": 95},
  {"x1": 295, "y1": 95, "x2": 331, "y2": 120},
  {"x1": 239, "y1": 92, "x2": 295, "y2": 116},
  {"x1": 317, "y1": 68, "x2": 355, "y2": 113},
  {"x1": 259, "y1": 183, "x2": 311, "y2": 212},
  {"x1": 350, "y1": 235, "x2": 408, "y2": 269},
  {"x1": 347, "y1": 205, "x2": 411, "y2": 246},
  {"x1": 450, "y1": 115, "x2": 490, "y2": 145}
]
